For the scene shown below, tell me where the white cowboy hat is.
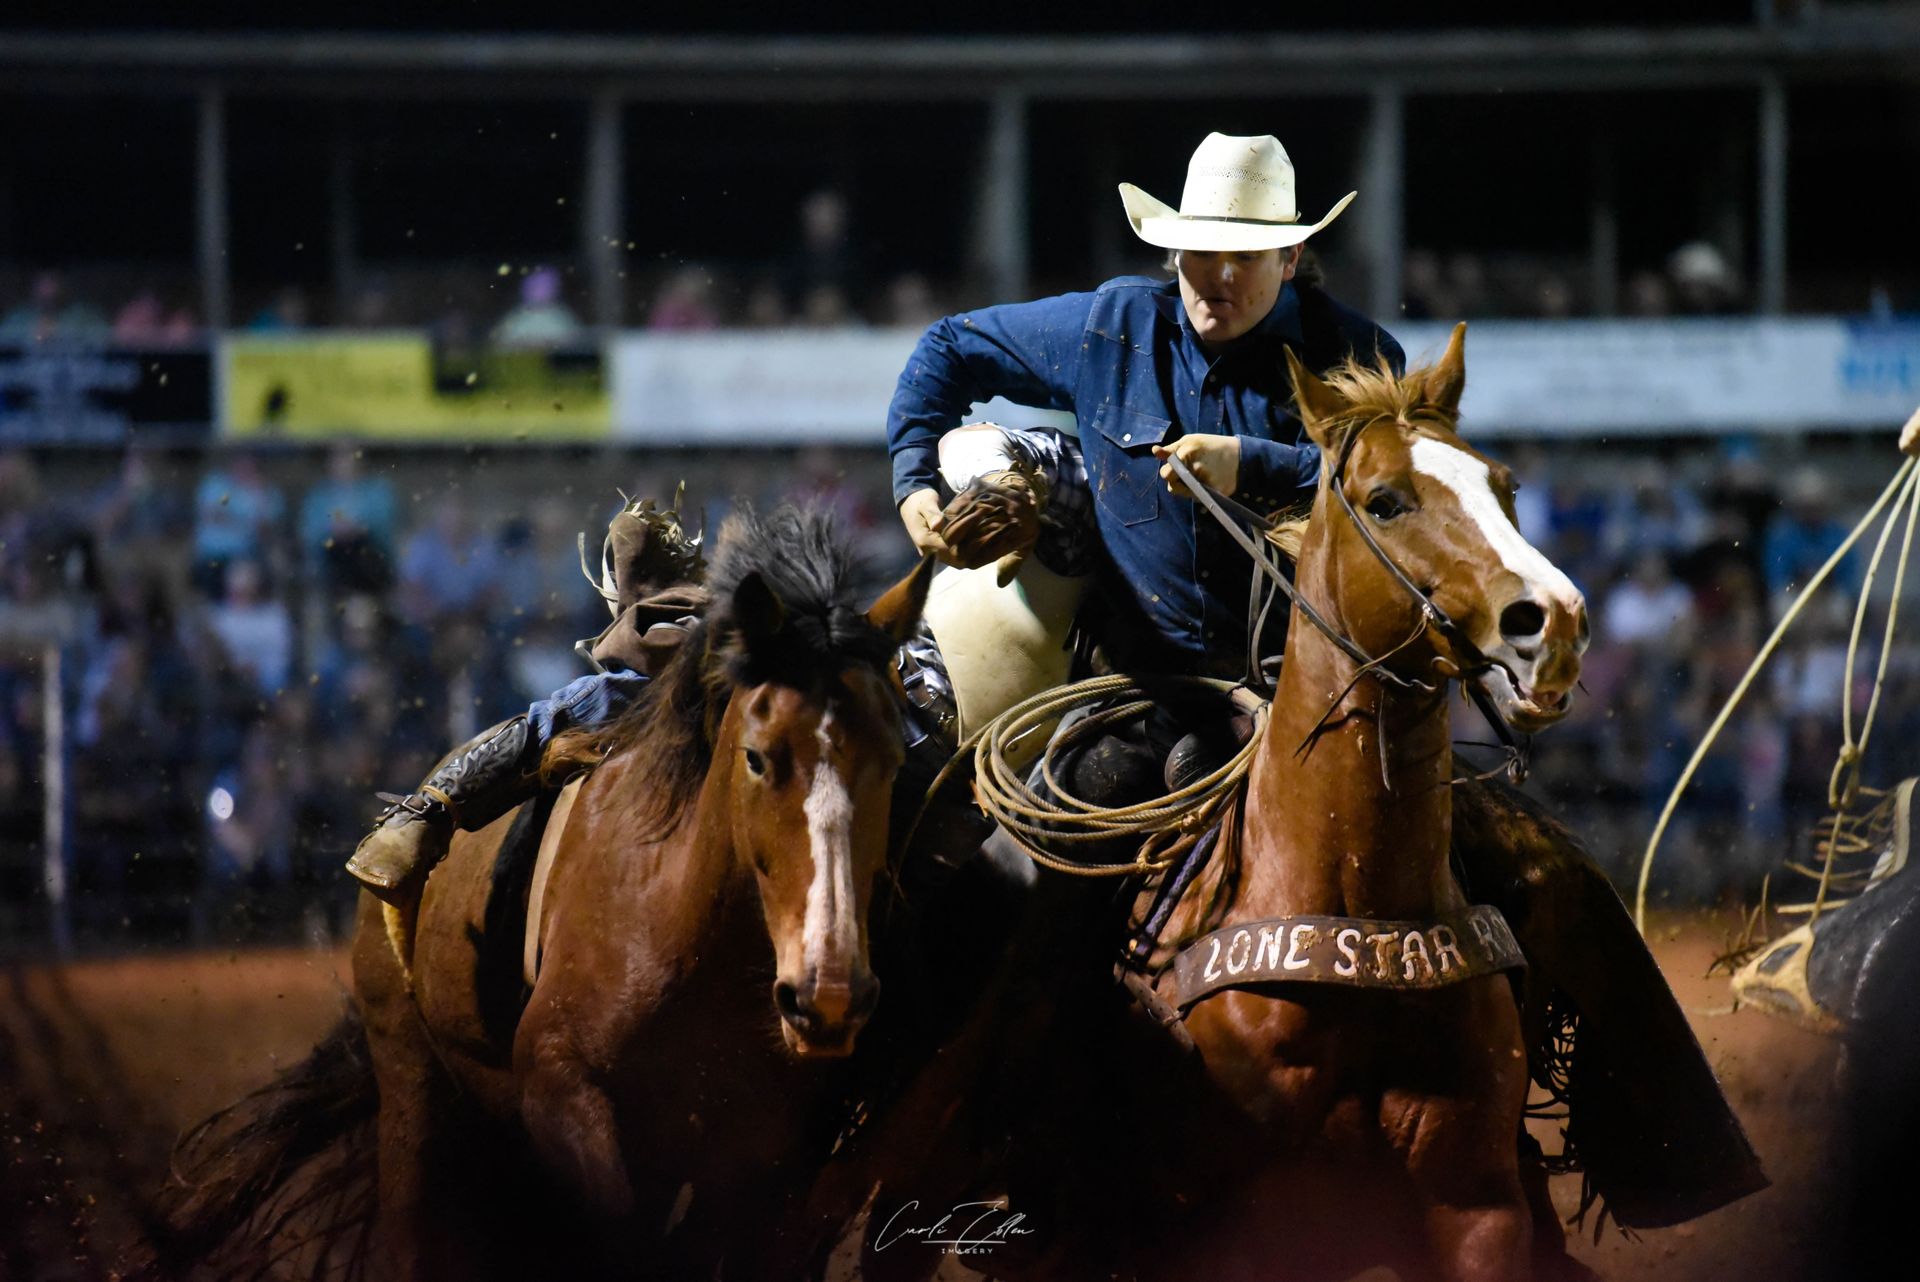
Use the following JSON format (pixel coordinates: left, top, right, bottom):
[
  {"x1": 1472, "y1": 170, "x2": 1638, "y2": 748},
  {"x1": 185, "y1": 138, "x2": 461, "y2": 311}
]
[{"x1": 1119, "y1": 132, "x2": 1356, "y2": 252}]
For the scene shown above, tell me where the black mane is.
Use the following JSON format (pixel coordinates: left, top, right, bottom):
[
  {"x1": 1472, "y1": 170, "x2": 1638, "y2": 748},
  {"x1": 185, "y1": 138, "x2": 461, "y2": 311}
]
[{"x1": 707, "y1": 504, "x2": 898, "y2": 687}]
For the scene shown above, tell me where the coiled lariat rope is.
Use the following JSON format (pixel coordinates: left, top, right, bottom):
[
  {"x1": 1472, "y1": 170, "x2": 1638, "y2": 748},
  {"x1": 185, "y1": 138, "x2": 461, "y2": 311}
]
[
  {"x1": 1634, "y1": 452, "x2": 1920, "y2": 934},
  {"x1": 905, "y1": 674, "x2": 1266, "y2": 879}
]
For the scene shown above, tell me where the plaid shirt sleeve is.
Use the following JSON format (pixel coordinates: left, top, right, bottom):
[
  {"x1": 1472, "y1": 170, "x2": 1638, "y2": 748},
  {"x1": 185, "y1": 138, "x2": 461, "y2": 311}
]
[{"x1": 1000, "y1": 426, "x2": 1099, "y2": 577}]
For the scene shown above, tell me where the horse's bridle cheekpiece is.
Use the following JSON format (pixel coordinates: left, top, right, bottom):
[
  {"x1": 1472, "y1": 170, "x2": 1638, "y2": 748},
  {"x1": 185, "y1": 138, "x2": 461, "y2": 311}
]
[{"x1": 1168, "y1": 435, "x2": 1530, "y2": 787}]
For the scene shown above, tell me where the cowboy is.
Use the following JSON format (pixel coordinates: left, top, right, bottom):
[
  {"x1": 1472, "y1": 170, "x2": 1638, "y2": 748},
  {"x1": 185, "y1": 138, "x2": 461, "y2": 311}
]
[
  {"x1": 344, "y1": 499, "x2": 705, "y2": 903},
  {"x1": 889, "y1": 131, "x2": 1768, "y2": 1233},
  {"x1": 892, "y1": 132, "x2": 1399, "y2": 682}
]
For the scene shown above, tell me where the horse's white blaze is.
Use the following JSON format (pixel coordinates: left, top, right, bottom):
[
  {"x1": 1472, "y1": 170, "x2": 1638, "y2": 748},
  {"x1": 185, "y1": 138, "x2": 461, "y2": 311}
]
[
  {"x1": 801, "y1": 715, "x2": 857, "y2": 981},
  {"x1": 1408, "y1": 437, "x2": 1580, "y2": 611}
]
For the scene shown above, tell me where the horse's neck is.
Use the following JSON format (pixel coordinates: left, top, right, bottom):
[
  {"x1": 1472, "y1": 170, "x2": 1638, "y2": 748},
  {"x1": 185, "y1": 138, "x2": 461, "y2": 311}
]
[
  {"x1": 1243, "y1": 560, "x2": 1459, "y2": 921},
  {"x1": 583, "y1": 750, "x2": 750, "y2": 942}
]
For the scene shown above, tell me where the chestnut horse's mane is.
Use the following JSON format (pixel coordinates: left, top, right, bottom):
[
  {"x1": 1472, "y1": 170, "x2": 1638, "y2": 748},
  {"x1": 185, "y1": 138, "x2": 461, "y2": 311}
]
[
  {"x1": 541, "y1": 504, "x2": 897, "y2": 837},
  {"x1": 1313, "y1": 354, "x2": 1461, "y2": 439},
  {"x1": 1262, "y1": 353, "x2": 1457, "y2": 560}
]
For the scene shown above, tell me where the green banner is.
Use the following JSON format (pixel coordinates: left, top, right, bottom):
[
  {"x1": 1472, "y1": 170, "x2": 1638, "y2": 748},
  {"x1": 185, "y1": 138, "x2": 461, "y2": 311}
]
[{"x1": 222, "y1": 334, "x2": 610, "y2": 440}]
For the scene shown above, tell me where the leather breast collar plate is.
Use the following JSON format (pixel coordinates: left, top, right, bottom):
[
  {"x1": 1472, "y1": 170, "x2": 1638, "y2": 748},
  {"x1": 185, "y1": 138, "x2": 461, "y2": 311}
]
[{"x1": 1169, "y1": 902, "x2": 1525, "y2": 1009}]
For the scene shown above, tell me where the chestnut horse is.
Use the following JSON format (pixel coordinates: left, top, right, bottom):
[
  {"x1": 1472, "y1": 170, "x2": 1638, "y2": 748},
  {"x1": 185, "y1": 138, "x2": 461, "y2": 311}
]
[
  {"x1": 1106, "y1": 324, "x2": 1586, "y2": 1280},
  {"x1": 344, "y1": 507, "x2": 932, "y2": 1280},
  {"x1": 838, "y1": 326, "x2": 1589, "y2": 1282}
]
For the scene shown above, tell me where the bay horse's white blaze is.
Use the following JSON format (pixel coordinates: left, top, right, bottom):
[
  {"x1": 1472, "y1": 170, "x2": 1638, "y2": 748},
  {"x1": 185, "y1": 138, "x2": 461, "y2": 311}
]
[
  {"x1": 801, "y1": 714, "x2": 857, "y2": 986},
  {"x1": 1409, "y1": 436, "x2": 1580, "y2": 611}
]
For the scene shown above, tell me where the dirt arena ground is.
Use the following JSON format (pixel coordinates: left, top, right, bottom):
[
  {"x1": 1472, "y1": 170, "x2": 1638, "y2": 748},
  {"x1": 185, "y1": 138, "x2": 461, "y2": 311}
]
[{"x1": 0, "y1": 911, "x2": 1846, "y2": 1281}]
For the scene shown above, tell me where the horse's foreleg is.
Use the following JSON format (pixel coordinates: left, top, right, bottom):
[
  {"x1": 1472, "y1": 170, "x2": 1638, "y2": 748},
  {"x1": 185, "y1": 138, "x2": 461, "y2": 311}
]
[
  {"x1": 1394, "y1": 991, "x2": 1534, "y2": 1282},
  {"x1": 353, "y1": 896, "x2": 483, "y2": 1282},
  {"x1": 516, "y1": 1030, "x2": 637, "y2": 1222}
]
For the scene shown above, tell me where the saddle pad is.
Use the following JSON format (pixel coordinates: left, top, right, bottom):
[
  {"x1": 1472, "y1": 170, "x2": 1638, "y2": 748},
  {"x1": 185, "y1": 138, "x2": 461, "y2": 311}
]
[
  {"x1": 524, "y1": 776, "x2": 587, "y2": 988},
  {"x1": 1168, "y1": 903, "x2": 1524, "y2": 1009}
]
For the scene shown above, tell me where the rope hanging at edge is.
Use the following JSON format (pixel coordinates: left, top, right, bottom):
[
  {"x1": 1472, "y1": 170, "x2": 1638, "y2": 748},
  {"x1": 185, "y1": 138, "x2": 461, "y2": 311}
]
[{"x1": 1633, "y1": 452, "x2": 1920, "y2": 935}]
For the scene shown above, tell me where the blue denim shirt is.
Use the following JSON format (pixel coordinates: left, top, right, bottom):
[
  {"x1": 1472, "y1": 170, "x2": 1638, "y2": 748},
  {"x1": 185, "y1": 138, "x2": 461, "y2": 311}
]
[{"x1": 887, "y1": 275, "x2": 1404, "y2": 673}]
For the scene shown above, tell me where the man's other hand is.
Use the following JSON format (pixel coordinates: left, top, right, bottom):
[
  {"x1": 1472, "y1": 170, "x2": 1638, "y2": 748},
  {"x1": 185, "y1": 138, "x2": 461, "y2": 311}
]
[
  {"x1": 1900, "y1": 405, "x2": 1920, "y2": 458},
  {"x1": 938, "y1": 471, "x2": 1041, "y2": 570},
  {"x1": 1154, "y1": 434, "x2": 1241, "y2": 498},
  {"x1": 899, "y1": 488, "x2": 959, "y2": 564}
]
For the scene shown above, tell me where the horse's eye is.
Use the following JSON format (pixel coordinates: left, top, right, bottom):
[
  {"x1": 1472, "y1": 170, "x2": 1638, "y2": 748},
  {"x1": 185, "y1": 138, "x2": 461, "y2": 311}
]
[
  {"x1": 743, "y1": 747, "x2": 767, "y2": 778},
  {"x1": 1365, "y1": 490, "x2": 1406, "y2": 523}
]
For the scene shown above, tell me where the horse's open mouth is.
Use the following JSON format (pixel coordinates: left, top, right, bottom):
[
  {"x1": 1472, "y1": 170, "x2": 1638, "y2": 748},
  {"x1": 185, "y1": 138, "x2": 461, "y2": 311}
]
[
  {"x1": 781, "y1": 1025, "x2": 860, "y2": 1060},
  {"x1": 1476, "y1": 665, "x2": 1573, "y2": 733}
]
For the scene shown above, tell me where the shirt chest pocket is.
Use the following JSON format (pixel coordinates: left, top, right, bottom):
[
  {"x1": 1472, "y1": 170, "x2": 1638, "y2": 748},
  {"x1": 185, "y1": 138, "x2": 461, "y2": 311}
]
[{"x1": 1087, "y1": 404, "x2": 1171, "y2": 527}]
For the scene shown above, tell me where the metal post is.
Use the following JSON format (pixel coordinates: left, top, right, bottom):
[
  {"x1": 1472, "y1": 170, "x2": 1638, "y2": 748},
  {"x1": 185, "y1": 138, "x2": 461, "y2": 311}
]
[
  {"x1": 584, "y1": 91, "x2": 625, "y2": 329},
  {"x1": 1758, "y1": 75, "x2": 1788, "y2": 314},
  {"x1": 41, "y1": 644, "x2": 70, "y2": 957},
  {"x1": 1360, "y1": 85, "x2": 1405, "y2": 324},
  {"x1": 1590, "y1": 132, "x2": 1619, "y2": 316},
  {"x1": 974, "y1": 88, "x2": 1030, "y2": 301},
  {"x1": 330, "y1": 121, "x2": 359, "y2": 321},
  {"x1": 196, "y1": 86, "x2": 230, "y2": 332}
]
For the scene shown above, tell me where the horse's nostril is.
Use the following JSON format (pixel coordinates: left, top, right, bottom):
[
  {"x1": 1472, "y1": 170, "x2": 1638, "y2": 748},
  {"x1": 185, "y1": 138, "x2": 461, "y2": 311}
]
[
  {"x1": 774, "y1": 981, "x2": 805, "y2": 1027},
  {"x1": 1499, "y1": 600, "x2": 1546, "y2": 640}
]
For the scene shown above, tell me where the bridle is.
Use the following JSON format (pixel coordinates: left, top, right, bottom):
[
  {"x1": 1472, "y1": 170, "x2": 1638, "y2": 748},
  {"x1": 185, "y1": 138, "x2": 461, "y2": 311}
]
[{"x1": 1169, "y1": 419, "x2": 1531, "y2": 786}]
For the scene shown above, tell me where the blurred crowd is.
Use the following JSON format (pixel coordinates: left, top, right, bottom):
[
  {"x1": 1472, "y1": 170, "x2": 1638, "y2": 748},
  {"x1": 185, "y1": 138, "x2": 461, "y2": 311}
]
[
  {"x1": 0, "y1": 441, "x2": 898, "y2": 949},
  {"x1": 1401, "y1": 239, "x2": 1756, "y2": 320},
  {"x1": 5, "y1": 431, "x2": 1916, "y2": 952}
]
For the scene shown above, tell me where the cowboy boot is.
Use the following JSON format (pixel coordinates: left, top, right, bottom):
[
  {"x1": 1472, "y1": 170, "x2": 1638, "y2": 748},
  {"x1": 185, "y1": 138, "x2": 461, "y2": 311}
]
[{"x1": 345, "y1": 715, "x2": 535, "y2": 906}]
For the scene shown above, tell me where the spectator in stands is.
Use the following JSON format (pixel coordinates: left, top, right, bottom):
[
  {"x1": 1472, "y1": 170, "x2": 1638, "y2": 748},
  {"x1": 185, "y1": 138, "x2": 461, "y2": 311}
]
[
  {"x1": 800, "y1": 283, "x2": 857, "y2": 328},
  {"x1": 780, "y1": 188, "x2": 863, "y2": 316},
  {"x1": 1399, "y1": 249, "x2": 1453, "y2": 320},
  {"x1": 1623, "y1": 270, "x2": 1673, "y2": 317},
  {"x1": 204, "y1": 722, "x2": 294, "y2": 895},
  {"x1": 495, "y1": 266, "x2": 585, "y2": 348},
  {"x1": 0, "y1": 451, "x2": 48, "y2": 591},
  {"x1": 347, "y1": 276, "x2": 397, "y2": 329},
  {"x1": 1445, "y1": 253, "x2": 1491, "y2": 318},
  {"x1": 881, "y1": 272, "x2": 944, "y2": 328},
  {"x1": 741, "y1": 277, "x2": 789, "y2": 328},
  {"x1": 112, "y1": 289, "x2": 198, "y2": 346},
  {"x1": 205, "y1": 559, "x2": 294, "y2": 697},
  {"x1": 311, "y1": 592, "x2": 437, "y2": 760},
  {"x1": 1604, "y1": 465, "x2": 1709, "y2": 564},
  {"x1": 248, "y1": 287, "x2": 312, "y2": 332},
  {"x1": 298, "y1": 441, "x2": 396, "y2": 595},
  {"x1": 0, "y1": 271, "x2": 109, "y2": 346},
  {"x1": 1668, "y1": 241, "x2": 1743, "y2": 315},
  {"x1": 1764, "y1": 468, "x2": 1858, "y2": 601},
  {"x1": 1602, "y1": 550, "x2": 1697, "y2": 649},
  {"x1": 396, "y1": 494, "x2": 500, "y2": 623},
  {"x1": 647, "y1": 264, "x2": 722, "y2": 331},
  {"x1": 191, "y1": 447, "x2": 286, "y2": 598},
  {"x1": 1534, "y1": 273, "x2": 1576, "y2": 319},
  {"x1": 90, "y1": 445, "x2": 191, "y2": 552}
]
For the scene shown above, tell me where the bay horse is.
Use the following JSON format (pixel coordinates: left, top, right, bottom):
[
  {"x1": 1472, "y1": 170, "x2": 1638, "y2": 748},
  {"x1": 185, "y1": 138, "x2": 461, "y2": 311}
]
[
  {"x1": 1127, "y1": 323, "x2": 1589, "y2": 1280},
  {"x1": 161, "y1": 506, "x2": 933, "y2": 1281}
]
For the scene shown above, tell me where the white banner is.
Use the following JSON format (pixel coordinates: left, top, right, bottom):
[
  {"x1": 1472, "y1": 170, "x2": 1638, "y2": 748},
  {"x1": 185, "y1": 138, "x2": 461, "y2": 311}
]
[
  {"x1": 1393, "y1": 318, "x2": 1920, "y2": 436},
  {"x1": 613, "y1": 318, "x2": 1920, "y2": 443}
]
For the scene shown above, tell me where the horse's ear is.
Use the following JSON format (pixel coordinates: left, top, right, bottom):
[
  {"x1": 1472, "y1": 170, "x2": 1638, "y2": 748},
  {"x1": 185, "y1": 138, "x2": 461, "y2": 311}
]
[
  {"x1": 865, "y1": 554, "x2": 936, "y2": 645},
  {"x1": 1423, "y1": 321, "x2": 1468, "y2": 419},
  {"x1": 1284, "y1": 346, "x2": 1347, "y2": 452},
  {"x1": 731, "y1": 570, "x2": 787, "y2": 646}
]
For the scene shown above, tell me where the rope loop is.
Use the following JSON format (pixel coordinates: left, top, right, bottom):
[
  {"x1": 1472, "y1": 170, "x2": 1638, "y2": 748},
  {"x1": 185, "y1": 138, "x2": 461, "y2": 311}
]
[{"x1": 954, "y1": 673, "x2": 1265, "y2": 879}]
